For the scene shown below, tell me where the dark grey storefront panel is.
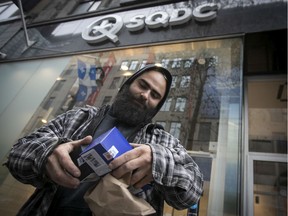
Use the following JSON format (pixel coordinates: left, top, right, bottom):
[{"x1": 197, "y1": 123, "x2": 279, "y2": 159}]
[{"x1": 1, "y1": 1, "x2": 287, "y2": 61}]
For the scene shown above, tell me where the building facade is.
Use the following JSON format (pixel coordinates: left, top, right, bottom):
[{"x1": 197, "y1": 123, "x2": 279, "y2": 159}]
[{"x1": 0, "y1": 0, "x2": 287, "y2": 215}]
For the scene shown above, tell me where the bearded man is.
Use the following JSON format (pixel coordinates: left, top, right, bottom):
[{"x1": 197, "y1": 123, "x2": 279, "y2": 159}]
[{"x1": 6, "y1": 64, "x2": 203, "y2": 216}]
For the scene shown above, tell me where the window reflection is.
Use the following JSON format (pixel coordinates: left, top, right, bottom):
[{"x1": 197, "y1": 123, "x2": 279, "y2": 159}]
[
  {"x1": 109, "y1": 77, "x2": 120, "y2": 89},
  {"x1": 19, "y1": 38, "x2": 243, "y2": 216},
  {"x1": 254, "y1": 161, "x2": 287, "y2": 216},
  {"x1": 175, "y1": 97, "x2": 186, "y2": 112},
  {"x1": 51, "y1": 20, "x2": 83, "y2": 37},
  {"x1": 0, "y1": 2, "x2": 19, "y2": 21},
  {"x1": 161, "y1": 59, "x2": 169, "y2": 68},
  {"x1": 102, "y1": 96, "x2": 112, "y2": 105},
  {"x1": 129, "y1": 60, "x2": 138, "y2": 70},
  {"x1": 156, "y1": 121, "x2": 166, "y2": 129},
  {"x1": 170, "y1": 76, "x2": 177, "y2": 88},
  {"x1": 171, "y1": 58, "x2": 182, "y2": 68},
  {"x1": 170, "y1": 122, "x2": 181, "y2": 139},
  {"x1": 248, "y1": 78, "x2": 287, "y2": 154},
  {"x1": 160, "y1": 98, "x2": 172, "y2": 111},
  {"x1": 180, "y1": 75, "x2": 190, "y2": 88},
  {"x1": 70, "y1": 0, "x2": 101, "y2": 15}
]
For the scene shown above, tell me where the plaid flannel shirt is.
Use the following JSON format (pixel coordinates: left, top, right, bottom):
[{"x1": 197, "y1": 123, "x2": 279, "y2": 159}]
[{"x1": 6, "y1": 105, "x2": 203, "y2": 216}]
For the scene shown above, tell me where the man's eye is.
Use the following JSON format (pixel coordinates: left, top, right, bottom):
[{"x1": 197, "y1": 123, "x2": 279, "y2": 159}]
[
  {"x1": 151, "y1": 92, "x2": 161, "y2": 99},
  {"x1": 139, "y1": 82, "x2": 148, "y2": 89}
]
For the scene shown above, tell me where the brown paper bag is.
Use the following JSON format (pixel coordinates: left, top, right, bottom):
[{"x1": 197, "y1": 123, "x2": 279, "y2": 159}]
[{"x1": 84, "y1": 174, "x2": 156, "y2": 216}]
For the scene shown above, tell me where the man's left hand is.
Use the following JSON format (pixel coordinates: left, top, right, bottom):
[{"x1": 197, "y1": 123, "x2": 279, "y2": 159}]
[{"x1": 109, "y1": 144, "x2": 153, "y2": 188}]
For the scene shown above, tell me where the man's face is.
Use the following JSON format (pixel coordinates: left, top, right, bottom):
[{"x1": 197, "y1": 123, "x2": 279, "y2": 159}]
[
  {"x1": 112, "y1": 70, "x2": 167, "y2": 126},
  {"x1": 129, "y1": 70, "x2": 166, "y2": 110}
]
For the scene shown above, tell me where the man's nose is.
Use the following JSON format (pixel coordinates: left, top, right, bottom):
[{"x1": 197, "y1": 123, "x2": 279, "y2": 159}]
[{"x1": 140, "y1": 91, "x2": 149, "y2": 100}]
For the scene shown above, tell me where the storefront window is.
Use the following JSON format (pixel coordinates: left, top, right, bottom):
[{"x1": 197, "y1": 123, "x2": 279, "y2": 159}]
[
  {"x1": 1, "y1": 37, "x2": 243, "y2": 215},
  {"x1": 38, "y1": 38, "x2": 243, "y2": 215}
]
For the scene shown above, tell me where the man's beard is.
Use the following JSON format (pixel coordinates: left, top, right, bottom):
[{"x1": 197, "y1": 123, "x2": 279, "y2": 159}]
[{"x1": 111, "y1": 86, "x2": 156, "y2": 126}]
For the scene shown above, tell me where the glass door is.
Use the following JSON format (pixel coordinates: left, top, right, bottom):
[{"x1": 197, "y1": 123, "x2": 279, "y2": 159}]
[
  {"x1": 247, "y1": 153, "x2": 287, "y2": 216},
  {"x1": 244, "y1": 76, "x2": 287, "y2": 216}
]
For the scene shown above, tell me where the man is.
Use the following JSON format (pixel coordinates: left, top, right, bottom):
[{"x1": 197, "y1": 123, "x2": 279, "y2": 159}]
[{"x1": 6, "y1": 64, "x2": 204, "y2": 216}]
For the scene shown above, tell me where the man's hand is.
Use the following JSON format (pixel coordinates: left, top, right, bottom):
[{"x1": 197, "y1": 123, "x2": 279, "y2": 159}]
[
  {"x1": 45, "y1": 136, "x2": 92, "y2": 188},
  {"x1": 109, "y1": 144, "x2": 153, "y2": 188}
]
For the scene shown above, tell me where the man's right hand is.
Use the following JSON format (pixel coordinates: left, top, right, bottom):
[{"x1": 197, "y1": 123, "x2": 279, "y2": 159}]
[{"x1": 45, "y1": 136, "x2": 92, "y2": 188}]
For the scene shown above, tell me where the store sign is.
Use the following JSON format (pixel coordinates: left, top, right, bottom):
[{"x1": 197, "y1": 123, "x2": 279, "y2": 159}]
[{"x1": 82, "y1": 3, "x2": 219, "y2": 44}]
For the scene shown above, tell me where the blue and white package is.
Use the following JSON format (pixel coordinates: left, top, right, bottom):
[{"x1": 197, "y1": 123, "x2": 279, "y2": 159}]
[{"x1": 80, "y1": 127, "x2": 132, "y2": 177}]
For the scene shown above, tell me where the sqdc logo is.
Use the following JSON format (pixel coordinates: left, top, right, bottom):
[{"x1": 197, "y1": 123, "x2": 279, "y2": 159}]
[
  {"x1": 82, "y1": 3, "x2": 219, "y2": 44},
  {"x1": 82, "y1": 15, "x2": 123, "y2": 44}
]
